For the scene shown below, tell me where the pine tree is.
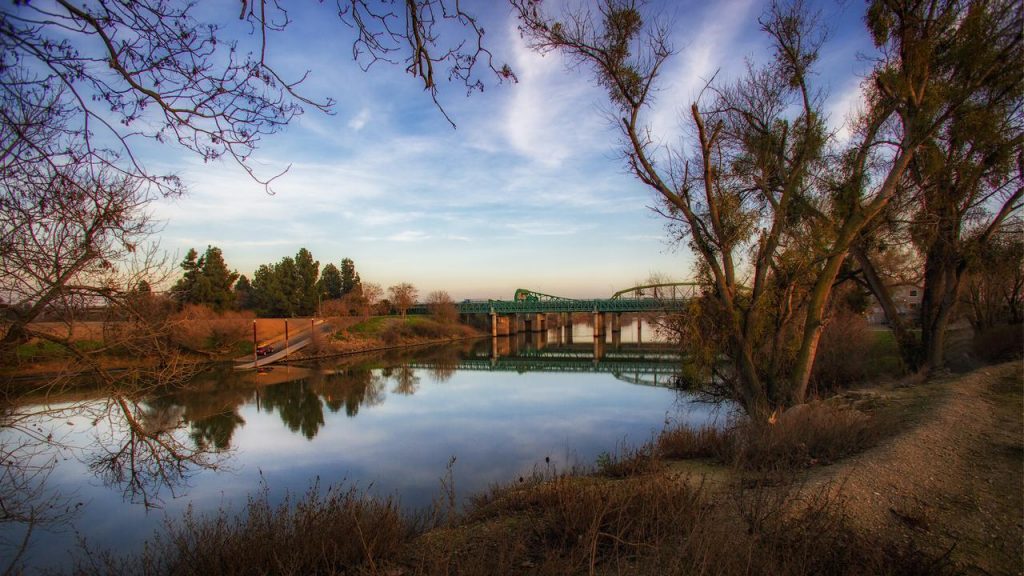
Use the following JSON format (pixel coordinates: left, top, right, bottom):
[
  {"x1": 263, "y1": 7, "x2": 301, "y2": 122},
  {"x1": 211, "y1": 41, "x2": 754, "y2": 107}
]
[
  {"x1": 172, "y1": 248, "x2": 201, "y2": 304},
  {"x1": 319, "y1": 263, "x2": 343, "y2": 299},
  {"x1": 341, "y1": 258, "x2": 359, "y2": 295},
  {"x1": 235, "y1": 275, "x2": 253, "y2": 310},
  {"x1": 198, "y1": 246, "x2": 239, "y2": 311},
  {"x1": 294, "y1": 248, "x2": 320, "y2": 316}
]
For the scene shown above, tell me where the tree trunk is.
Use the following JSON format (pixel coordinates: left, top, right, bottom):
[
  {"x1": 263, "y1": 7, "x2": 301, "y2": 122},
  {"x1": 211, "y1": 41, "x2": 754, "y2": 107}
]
[
  {"x1": 851, "y1": 244, "x2": 922, "y2": 369},
  {"x1": 920, "y1": 259, "x2": 966, "y2": 372},
  {"x1": 919, "y1": 204, "x2": 967, "y2": 372}
]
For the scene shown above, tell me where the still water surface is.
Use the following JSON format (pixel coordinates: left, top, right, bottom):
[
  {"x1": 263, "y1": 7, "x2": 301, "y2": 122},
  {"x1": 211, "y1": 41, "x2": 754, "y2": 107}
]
[{"x1": 3, "y1": 320, "x2": 721, "y2": 572}]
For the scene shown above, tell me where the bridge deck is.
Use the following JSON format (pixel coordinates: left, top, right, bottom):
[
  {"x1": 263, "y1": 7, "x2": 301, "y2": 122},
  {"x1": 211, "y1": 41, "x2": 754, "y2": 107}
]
[{"x1": 445, "y1": 297, "x2": 689, "y2": 315}]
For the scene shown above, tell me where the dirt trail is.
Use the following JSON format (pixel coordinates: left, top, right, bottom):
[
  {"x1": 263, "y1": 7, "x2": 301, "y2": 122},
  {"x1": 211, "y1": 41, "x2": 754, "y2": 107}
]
[{"x1": 819, "y1": 361, "x2": 1023, "y2": 575}]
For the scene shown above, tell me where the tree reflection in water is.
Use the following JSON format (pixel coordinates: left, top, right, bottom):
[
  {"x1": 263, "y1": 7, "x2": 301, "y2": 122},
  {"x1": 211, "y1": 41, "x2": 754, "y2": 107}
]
[
  {"x1": 1, "y1": 388, "x2": 227, "y2": 570},
  {"x1": 390, "y1": 365, "x2": 420, "y2": 396},
  {"x1": 312, "y1": 369, "x2": 386, "y2": 418},
  {"x1": 260, "y1": 381, "x2": 325, "y2": 440},
  {"x1": 84, "y1": 395, "x2": 225, "y2": 509}
]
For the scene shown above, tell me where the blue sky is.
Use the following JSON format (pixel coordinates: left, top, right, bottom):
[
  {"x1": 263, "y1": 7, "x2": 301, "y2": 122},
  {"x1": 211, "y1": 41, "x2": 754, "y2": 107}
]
[{"x1": 149, "y1": 0, "x2": 875, "y2": 300}]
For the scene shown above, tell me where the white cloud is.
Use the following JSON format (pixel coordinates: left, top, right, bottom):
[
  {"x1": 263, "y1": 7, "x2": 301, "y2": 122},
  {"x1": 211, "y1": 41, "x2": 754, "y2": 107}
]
[
  {"x1": 647, "y1": 0, "x2": 759, "y2": 145},
  {"x1": 826, "y1": 77, "x2": 868, "y2": 143},
  {"x1": 498, "y1": 26, "x2": 608, "y2": 168},
  {"x1": 347, "y1": 108, "x2": 371, "y2": 131}
]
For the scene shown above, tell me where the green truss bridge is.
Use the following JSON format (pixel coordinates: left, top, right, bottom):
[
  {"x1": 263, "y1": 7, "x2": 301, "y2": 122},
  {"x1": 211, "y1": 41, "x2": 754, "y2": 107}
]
[
  {"x1": 410, "y1": 283, "x2": 701, "y2": 315},
  {"x1": 412, "y1": 283, "x2": 700, "y2": 337}
]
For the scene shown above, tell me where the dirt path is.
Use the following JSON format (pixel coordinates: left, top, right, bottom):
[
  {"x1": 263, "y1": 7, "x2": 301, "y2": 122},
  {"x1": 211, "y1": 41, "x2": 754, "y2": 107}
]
[{"x1": 819, "y1": 361, "x2": 1023, "y2": 575}]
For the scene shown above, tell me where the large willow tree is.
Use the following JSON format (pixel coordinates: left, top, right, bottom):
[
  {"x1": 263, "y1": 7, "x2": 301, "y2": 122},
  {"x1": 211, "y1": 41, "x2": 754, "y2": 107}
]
[{"x1": 513, "y1": 0, "x2": 1011, "y2": 419}]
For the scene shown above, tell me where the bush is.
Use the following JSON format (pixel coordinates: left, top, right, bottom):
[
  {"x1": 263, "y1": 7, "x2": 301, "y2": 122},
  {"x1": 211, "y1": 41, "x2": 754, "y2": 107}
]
[
  {"x1": 972, "y1": 323, "x2": 1024, "y2": 363},
  {"x1": 657, "y1": 402, "x2": 881, "y2": 473},
  {"x1": 811, "y1": 310, "x2": 873, "y2": 394},
  {"x1": 172, "y1": 305, "x2": 254, "y2": 353},
  {"x1": 77, "y1": 481, "x2": 412, "y2": 576},
  {"x1": 656, "y1": 424, "x2": 732, "y2": 460}
]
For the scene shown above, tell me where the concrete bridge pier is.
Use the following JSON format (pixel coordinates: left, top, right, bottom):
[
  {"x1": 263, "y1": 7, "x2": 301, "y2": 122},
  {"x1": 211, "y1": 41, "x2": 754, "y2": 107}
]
[
  {"x1": 490, "y1": 313, "x2": 511, "y2": 337},
  {"x1": 610, "y1": 312, "x2": 622, "y2": 333},
  {"x1": 593, "y1": 336, "x2": 605, "y2": 362},
  {"x1": 527, "y1": 313, "x2": 546, "y2": 332},
  {"x1": 593, "y1": 311, "x2": 605, "y2": 337},
  {"x1": 530, "y1": 330, "x2": 546, "y2": 350}
]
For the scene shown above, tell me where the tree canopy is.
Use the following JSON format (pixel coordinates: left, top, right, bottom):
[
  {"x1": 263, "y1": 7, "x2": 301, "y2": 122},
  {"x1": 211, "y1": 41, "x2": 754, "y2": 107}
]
[{"x1": 172, "y1": 246, "x2": 240, "y2": 312}]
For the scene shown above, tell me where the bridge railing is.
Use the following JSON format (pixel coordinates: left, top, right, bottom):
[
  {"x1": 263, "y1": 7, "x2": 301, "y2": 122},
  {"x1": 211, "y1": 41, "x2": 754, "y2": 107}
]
[{"x1": 455, "y1": 298, "x2": 688, "y2": 314}]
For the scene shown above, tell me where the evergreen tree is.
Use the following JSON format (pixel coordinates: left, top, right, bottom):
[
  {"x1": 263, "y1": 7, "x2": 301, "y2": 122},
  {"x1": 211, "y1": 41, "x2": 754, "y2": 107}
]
[
  {"x1": 172, "y1": 246, "x2": 239, "y2": 310},
  {"x1": 248, "y1": 248, "x2": 325, "y2": 317},
  {"x1": 198, "y1": 246, "x2": 240, "y2": 311},
  {"x1": 251, "y1": 263, "x2": 285, "y2": 317},
  {"x1": 234, "y1": 275, "x2": 253, "y2": 310},
  {"x1": 172, "y1": 248, "x2": 202, "y2": 305},
  {"x1": 341, "y1": 258, "x2": 360, "y2": 295},
  {"x1": 277, "y1": 257, "x2": 301, "y2": 317},
  {"x1": 319, "y1": 263, "x2": 343, "y2": 299},
  {"x1": 294, "y1": 248, "x2": 320, "y2": 316}
]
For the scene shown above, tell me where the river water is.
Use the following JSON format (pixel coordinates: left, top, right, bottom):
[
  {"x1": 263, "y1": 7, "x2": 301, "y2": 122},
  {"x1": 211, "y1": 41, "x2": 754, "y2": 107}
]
[{"x1": 1, "y1": 319, "x2": 723, "y2": 572}]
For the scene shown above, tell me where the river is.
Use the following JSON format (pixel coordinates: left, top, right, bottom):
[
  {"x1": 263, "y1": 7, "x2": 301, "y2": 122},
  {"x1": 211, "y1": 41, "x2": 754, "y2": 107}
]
[{"x1": 0, "y1": 319, "x2": 724, "y2": 572}]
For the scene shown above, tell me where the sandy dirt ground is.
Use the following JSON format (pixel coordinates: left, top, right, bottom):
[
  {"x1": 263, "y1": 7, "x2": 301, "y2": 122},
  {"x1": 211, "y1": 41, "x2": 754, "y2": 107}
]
[{"x1": 816, "y1": 361, "x2": 1023, "y2": 575}]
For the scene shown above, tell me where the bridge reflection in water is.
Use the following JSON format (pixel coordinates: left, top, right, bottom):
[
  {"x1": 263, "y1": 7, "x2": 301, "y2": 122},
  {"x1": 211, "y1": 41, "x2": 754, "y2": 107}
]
[{"x1": 408, "y1": 327, "x2": 684, "y2": 390}]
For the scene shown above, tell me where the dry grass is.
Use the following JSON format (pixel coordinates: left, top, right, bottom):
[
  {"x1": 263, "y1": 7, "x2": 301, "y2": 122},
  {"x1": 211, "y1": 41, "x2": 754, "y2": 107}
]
[
  {"x1": 73, "y1": 414, "x2": 949, "y2": 576},
  {"x1": 657, "y1": 402, "x2": 884, "y2": 474},
  {"x1": 75, "y1": 480, "x2": 413, "y2": 576},
  {"x1": 68, "y1": 377, "x2": 968, "y2": 576}
]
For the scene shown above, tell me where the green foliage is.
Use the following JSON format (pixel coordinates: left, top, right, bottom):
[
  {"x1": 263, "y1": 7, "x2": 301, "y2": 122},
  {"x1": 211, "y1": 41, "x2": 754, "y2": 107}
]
[
  {"x1": 233, "y1": 275, "x2": 253, "y2": 310},
  {"x1": 172, "y1": 246, "x2": 240, "y2": 311},
  {"x1": 340, "y1": 257, "x2": 360, "y2": 295},
  {"x1": 294, "y1": 248, "x2": 320, "y2": 315},
  {"x1": 318, "y1": 263, "x2": 343, "y2": 299},
  {"x1": 249, "y1": 248, "x2": 322, "y2": 317}
]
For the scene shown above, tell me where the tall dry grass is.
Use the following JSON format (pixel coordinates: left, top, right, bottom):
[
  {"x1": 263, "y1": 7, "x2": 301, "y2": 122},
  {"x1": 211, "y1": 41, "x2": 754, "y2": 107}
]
[{"x1": 71, "y1": 402, "x2": 946, "y2": 576}]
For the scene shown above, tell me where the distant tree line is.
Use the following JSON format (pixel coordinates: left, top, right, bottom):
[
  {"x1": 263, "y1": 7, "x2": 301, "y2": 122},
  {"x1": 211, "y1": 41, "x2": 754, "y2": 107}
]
[{"x1": 170, "y1": 247, "x2": 425, "y2": 319}]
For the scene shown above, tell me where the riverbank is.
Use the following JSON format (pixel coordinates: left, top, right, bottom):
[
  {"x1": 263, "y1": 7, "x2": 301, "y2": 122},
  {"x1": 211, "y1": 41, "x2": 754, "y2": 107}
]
[
  {"x1": 1, "y1": 316, "x2": 482, "y2": 393},
  {"x1": 75, "y1": 360, "x2": 1022, "y2": 575},
  {"x1": 305, "y1": 315, "x2": 483, "y2": 359}
]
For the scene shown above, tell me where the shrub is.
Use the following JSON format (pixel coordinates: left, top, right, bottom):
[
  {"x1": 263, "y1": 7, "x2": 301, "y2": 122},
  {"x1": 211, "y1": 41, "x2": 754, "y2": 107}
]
[
  {"x1": 594, "y1": 443, "x2": 662, "y2": 478},
  {"x1": 76, "y1": 481, "x2": 413, "y2": 576},
  {"x1": 657, "y1": 402, "x2": 881, "y2": 473},
  {"x1": 656, "y1": 424, "x2": 733, "y2": 460},
  {"x1": 171, "y1": 305, "x2": 254, "y2": 353},
  {"x1": 811, "y1": 310, "x2": 873, "y2": 394},
  {"x1": 972, "y1": 323, "x2": 1024, "y2": 363}
]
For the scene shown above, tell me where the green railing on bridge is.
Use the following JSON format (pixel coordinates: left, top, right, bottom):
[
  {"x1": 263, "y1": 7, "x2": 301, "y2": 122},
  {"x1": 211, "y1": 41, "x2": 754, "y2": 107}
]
[
  {"x1": 407, "y1": 358, "x2": 681, "y2": 378},
  {"x1": 407, "y1": 284, "x2": 701, "y2": 315}
]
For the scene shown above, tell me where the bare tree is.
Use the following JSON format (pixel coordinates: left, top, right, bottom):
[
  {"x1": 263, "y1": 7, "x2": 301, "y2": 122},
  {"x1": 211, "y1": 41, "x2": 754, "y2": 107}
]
[
  {"x1": 512, "y1": 0, "x2": 973, "y2": 418},
  {"x1": 388, "y1": 283, "x2": 418, "y2": 317},
  {"x1": 426, "y1": 290, "x2": 457, "y2": 324},
  {"x1": 361, "y1": 282, "x2": 384, "y2": 317}
]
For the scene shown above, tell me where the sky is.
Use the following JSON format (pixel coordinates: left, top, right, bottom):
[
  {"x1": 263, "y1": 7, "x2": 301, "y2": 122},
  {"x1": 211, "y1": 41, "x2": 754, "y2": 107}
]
[{"x1": 147, "y1": 0, "x2": 876, "y2": 300}]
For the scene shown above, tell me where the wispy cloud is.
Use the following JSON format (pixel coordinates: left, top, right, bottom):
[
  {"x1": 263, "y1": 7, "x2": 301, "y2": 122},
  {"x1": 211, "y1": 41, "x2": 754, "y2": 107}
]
[
  {"x1": 348, "y1": 107, "x2": 371, "y2": 131},
  {"x1": 647, "y1": 0, "x2": 759, "y2": 144},
  {"x1": 497, "y1": 26, "x2": 608, "y2": 168}
]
